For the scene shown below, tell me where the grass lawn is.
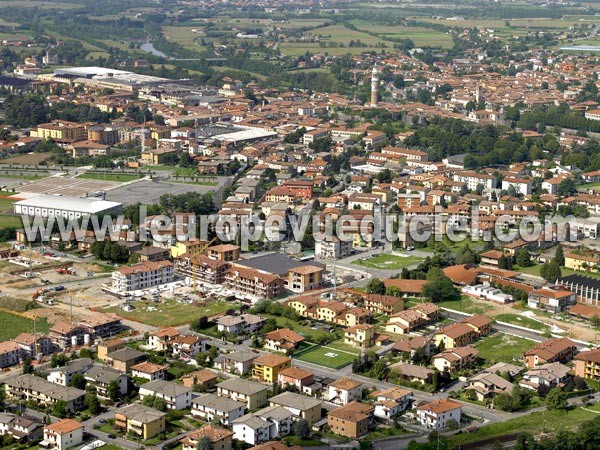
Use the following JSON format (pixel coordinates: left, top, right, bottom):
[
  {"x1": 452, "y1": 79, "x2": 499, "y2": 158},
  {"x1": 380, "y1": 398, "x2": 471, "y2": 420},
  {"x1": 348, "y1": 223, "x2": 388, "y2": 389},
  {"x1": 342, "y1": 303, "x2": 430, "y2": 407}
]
[
  {"x1": 473, "y1": 333, "x2": 534, "y2": 364},
  {"x1": 449, "y1": 408, "x2": 598, "y2": 447},
  {"x1": 515, "y1": 263, "x2": 600, "y2": 281},
  {"x1": 352, "y1": 253, "x2": 423, "y2": 270},
  {"x1": 78, "y1": 172, "x2": 141, "y2": 182},
  {"x1": 0, "y1": 311, "x2": 49, "y2": 341},
  {"x1": 143, "y1": 165, "x2": 177, "y2": 171},
  {"x1": 436, "y1": 295, "x2": 494, "y2": 315},
  {"x1": 0, "y1": 215, "x2": 23, "y2": 229},
  {"x1": 294, "y1": 344, "x2": 356, "y2": 369},
  {"x1": 323, "y1": 340, "x2": 360, "y2": 355},
  {"x1": 104, "y1": 299, "x2": 232, "y2": 327},
  {"x1": 259, "y1": 314, "x2": 334, "y2": 343},
  {"x1": 494, "y1": 313, "x2": 549, "y2": 331}
]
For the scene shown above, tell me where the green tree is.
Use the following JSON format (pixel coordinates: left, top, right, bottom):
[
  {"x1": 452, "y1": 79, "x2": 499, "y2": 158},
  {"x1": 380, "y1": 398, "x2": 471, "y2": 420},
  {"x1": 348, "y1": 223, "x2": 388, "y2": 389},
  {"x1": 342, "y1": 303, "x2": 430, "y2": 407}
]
[
  {"x1": 546, "y1": 388, "x2": 568, "y2": 411},
  {"x1": 52, "y1": 400, "x2": 69, "y2": 418},
  {"x1": 554, "y1": 246, "x2": 565, "y2": 266},
  {"x1": 294, "y1": 419, "x2": 311, "y2": 439},
  {"x1": 153, "y1": 397, "x2": 167, "y2": 412},
  {"x1": 365, "y1": 278, "x2": 386, "y2": 295},
  {"x1": 197, "y1": 436, "x2": 214, "y2": 450},
  {"x1": 422, "y1": 272, "x2": 459, "y2": 303},
  {"x1": 515, "y1": 248, "x2": 532, "y2": 267},
  {"x1": 107, "y1": 380, "x2": 121, "y2": 402},
  {"x1": 69, "y1": 373, "x2": 87, "y2": 390},
  {"x1": 86, "y1": 393, "x2": 101, "y2": 415},
  {"x1": 541, "y1": 260, "x2": 562, "y2": 282}
]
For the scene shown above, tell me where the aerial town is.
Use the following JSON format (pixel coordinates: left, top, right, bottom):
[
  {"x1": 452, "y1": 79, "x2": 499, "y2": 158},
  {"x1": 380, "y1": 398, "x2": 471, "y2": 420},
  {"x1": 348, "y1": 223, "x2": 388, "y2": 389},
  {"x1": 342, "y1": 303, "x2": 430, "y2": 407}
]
[{"x1": 2, "y1": 1, "x2": 600, "y2": 450}]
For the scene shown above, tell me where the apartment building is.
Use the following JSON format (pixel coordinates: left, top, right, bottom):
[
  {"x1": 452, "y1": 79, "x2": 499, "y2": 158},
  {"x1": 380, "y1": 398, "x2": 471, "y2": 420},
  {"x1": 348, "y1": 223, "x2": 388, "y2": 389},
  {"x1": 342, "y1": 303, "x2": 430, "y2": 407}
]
[
  {"x1": 115, "y1": 404, "x2": 166, "y2": 440},
  {"x1": 344, "y1": 324, "x2": 376, "y2": 349},
  {"x1": 4, "y1": 374, "x2": 86, "y2": 412},
  {"x1": 327, "y1": 402, "x2": 374, "y2": 439},
  {"x1": 139, "y1": 380, "x2": 193, "y2": 410},
  {"x1": 575, "y1": 348, "x2": 600, "y2": 381},
  {"x1": 111, "y1": 260, "x2": 174, "y2": 293},
  {"x1": 217, "y1": 314, "x2": 265, "y2": 335},
  {"x1": 83, "y1": 365, "x2": 128, "y2": 399},
  {"x1": 224, "y1": 267, "x2": 285, "y2": 300},
  {"x1": 434, "y1": 323, "x2": 478, "y2": 349},
  {"x1": 263, "y1": 330, "x2": 304, "y2": 353},
  {"x1": 232, "y1": 406, "x2": 293, "y2": 445},
  {"x1": 181, "y1": 425, "x2": 234, "y2": 450},
  {"x1": 217, "y1": 378, "x2": 269, "y2": 409},
  {"x1": 524, "y1": 338, "x2": 578, "y2": 368},
  {"x1": 0, "y1": 342, "x2": 22, "y2": 369},
  {"x1": 174, "y1": 254, "x2": 230, "y2": 285},
  {"x1": 32, "y1": 121, "x2": 86, "y2": 143},
  {"x1": 385, "y1": 303, "x2": 440, "y2": 335},
  {"x1": 214, "y1": 350, "x2": 258, "y2": 375},
  {"x1": 371, "y1": 387, "x2": 413, "y2": 419},
  {"x1": 326, "y1": 378, "x2": 364, "y2": 405},
  {"x1": 416, "y1": 399, "x2": 462, "y2": 430},
  {"x1": 268, "y1": 392, "x2": 323, "y2": 425},
  {"x1": 191, "y1": 393, "x2": 246, "y2": 425}
]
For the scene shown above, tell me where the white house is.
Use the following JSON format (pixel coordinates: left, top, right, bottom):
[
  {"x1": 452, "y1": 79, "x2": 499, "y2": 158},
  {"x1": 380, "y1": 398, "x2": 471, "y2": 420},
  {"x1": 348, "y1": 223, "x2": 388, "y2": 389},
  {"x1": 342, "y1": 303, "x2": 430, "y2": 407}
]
[
  {"x1": 139, "y1": 380, "x2": 193, "y2": 410},
  {"x1": 40, "y1": 419, "x2": 84, "y2": 450},
  {"x1": 371, "y1": 387, "x2": 412, "y2": 420},
  {"x1": 216, "y1": 314, "x2": 265, "y2": 335},
  {"x1": 416, "y1": 399, "x2": 462, "y2": 430},
  {"x1": 191, "y1": 393, "x2": 246, "y2": 425},
  {"x1": 46, "y1": 358, "x2": 93, "y2": 387},
  {"x1": 502, "y1": 177, "x2": 532, "y2": 195},
  {"x1": 232, "y1": 406, "x2": 292, "y2": 445},
  {"x1": 326, "y1": 377, "x2": 364, "y2": 405}
]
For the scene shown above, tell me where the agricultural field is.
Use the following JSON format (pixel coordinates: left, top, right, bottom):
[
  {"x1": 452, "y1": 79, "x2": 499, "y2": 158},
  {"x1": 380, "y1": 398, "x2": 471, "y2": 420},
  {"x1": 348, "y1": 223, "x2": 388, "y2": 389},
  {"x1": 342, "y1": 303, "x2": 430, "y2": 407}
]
[
  {"x1": 293, "y1": 343, "x2": 356, "y2": 369},
  {"x1": 473, "y1": 332, "x2": 534, "y2": 364},
  {"x1": 352, "y1": 253, "x2": 423, "y2": 270},
  {"x1": 105, "y1": 299, "x2": 232, "y2": 327},
  {"x1": 0, "y1": 1, "x2": 82, "y2": 9},
  {"x1": 1, "y1": 153, "x2": 52, "y2": 165},
  {"x1": 0, "y1": 310, "x2": 49, "y2": 341},
  {"x1": 350, "y1": 21, "x2": 453, "y2": 48},
  {"x1": 162, "y1": 26, "x2": 205, "y2": 50}
]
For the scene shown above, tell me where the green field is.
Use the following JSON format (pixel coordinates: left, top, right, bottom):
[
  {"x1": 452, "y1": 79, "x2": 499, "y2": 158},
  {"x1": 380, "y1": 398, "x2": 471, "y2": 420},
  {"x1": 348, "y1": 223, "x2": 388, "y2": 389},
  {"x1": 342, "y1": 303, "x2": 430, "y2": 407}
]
[
  {"x1": 294, "y1": 343, "x2": 356, "y2": 369},
  {"x1": 0, "y1": 311, "x2": 49, "y2": 341},
  {"x1": 435, "y1": 295, "x2": 494, "y2": 315},
  {"x1": 0, "y1": 197, "x2": 16, "y2": 213},
  {"x1": 0, "y1": 214, "x2": 23, "y2": 229},
  {"x1": 350, "y1": 22, "x2": 452, "y2": 48},
  {"x1": 473, "y1": 333, "x2": 534, "y2": 364},
  {"x1": 105, "y1": 299, "x2": 232, "y2": 327},
  {"x1": 449, "y1": 408, "x2": 599, "y2": 447},
  {"x1": 515, "y1": 263, "x2": 600, "y2": 281},
  {"x1": 78, "y1": 172, "x2": 141, "y2": 182},
  {"x1": 494, "y1": 313, "x2": 549, "y2": 331},
  {"x1": 352, "y1": 253, "x2": 423, "y2": 270}
]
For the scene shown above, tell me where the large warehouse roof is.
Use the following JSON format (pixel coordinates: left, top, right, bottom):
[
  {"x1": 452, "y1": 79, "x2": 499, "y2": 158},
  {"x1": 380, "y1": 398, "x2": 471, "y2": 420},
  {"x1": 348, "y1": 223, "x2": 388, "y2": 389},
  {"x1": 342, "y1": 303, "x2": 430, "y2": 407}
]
[{"x1": 14, "y1": 194, "x2": 122, "y2": 214}]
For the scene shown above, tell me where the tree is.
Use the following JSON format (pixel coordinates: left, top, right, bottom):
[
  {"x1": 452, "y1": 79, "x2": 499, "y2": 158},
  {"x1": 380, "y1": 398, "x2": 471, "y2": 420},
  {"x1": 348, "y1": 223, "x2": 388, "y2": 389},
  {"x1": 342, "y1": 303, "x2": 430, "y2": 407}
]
[
  {"x1": 69, "y1": 373, "x2": 87, "y2": 390},
  {"x1": 197, "y1": 436, "x2": 214, "y2": 450},
  {"x1": 422, "y1": 272, "x2": 459, "y2": 303},
  {"x1": 554, "y1": 246, "x2": 565, "y2": 266},
  {"x1": 365, "y1": 278, "x2": 386, "y2": 295},
  {"x1": 52, "y1": 400, "x2": 69, "y2": 418},
  {"x1": 294, "y1": 419, "x2": 311, "y2": 440},
  {"x1": 153, "y1": 397, "x2": 167, "y2": 412},
  {"x1": 498, "y1": 255, "x2": 513, "y2": 270},
  {"x1": 86, "y1": 393, "x2": 101, "y2": 415},
  {"x1": 515, "y1": 248, "x2": 532, "y2": 267},
  {"x1": 22, "y1": 358, "x2": 33, "y2": 375},
  {"x1": 107, "y1": 380, "x2": 121, "y2": 402},
  {"x1": 546, "y1": 388, "x2": 568, "y2": 411},
  {"x1": 540, "y1": 260, "x2": 562, "y2": 282}
]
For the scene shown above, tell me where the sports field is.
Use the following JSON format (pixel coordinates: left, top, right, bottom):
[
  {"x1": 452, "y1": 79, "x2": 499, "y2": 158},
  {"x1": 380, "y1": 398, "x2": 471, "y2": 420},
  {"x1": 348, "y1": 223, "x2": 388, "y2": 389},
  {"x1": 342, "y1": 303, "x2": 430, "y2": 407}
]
[
  {"x1": 293, "y1": 344, "x2": 356, "y2": 369},
  {"x1": 352, "y1": 253, "x2": 423, "y2": 270}
]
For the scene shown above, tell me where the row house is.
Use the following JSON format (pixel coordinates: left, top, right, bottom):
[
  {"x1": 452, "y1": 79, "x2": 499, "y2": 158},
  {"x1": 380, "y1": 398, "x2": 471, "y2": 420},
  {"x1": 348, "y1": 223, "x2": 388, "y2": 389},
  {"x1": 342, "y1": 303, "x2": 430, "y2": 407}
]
[
  {"x1": 363, "y1": 294, "x2": 405, "y2": 315},
  {"x1": 4, "y1": 374, "x2": 86, "y2": 412},
  {"x1": 385, "y1": 303, "x2": 440, "y2": 335},
  {"x1": 524, "y1": 338, "x2": 578, "y2": 368},
  {"x1": 432, "y1": 347, "x2": 479, "y2": 372}
]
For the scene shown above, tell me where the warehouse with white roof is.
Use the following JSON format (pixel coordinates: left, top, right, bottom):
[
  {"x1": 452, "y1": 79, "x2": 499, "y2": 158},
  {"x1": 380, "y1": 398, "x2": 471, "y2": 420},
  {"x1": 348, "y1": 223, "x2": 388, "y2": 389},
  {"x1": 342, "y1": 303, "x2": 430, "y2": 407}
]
[{"x1": 14, "y1": 194, "x2": 122, "y2": 219}]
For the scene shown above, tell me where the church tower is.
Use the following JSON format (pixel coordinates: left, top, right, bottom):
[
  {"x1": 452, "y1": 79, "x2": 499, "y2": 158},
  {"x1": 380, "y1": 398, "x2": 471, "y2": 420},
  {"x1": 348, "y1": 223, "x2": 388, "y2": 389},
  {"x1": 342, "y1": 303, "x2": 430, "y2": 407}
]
[{"x1": 370, "y1": 64, "x2": 379, "y2": 107}]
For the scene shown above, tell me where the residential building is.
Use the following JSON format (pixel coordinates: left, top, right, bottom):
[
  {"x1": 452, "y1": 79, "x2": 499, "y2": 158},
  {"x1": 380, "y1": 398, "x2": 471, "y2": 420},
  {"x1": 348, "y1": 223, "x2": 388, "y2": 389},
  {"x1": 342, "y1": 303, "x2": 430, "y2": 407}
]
[
  {"x1": 263, "y1": 329, "x2": 304, "y2": 353},
  {"x1": 385, "y1": 303, "x2": 439, "y2": 334},
  {"x1": 277, "y1": 367, "x2": 314, "y2": 392},
  {"x1": 344, "y1": 324, "x2": 376, "y2": 349},
  {"x1": 315, "y1": 237, "x2": 353, "y2": 259},
  {"x1": 434, "y1": 323, "x2": 478, "y2": 349},
  {"x1": 467, "y1": 372, "x2": 514, "y2": 402},
  {"x1": 0, "y1": 342, "x2": 23, "y2": 369},
  {"x1": 416, "y1": 399, "x2": 462, "y2": 430},
  {"x1": 131, "y1": 362, "x2": 168, "y2": 382},
  {"x1": 575, "y1": 349, "x2": 600, "y2": 381},
  {"x1": 12, "y1": 333, "x2": 54, "y2": 358},
  {"x1": 191, "y1": 393, "x2": 246, "y2": 425},
  {"x1": 225, "y1": 267, "x2": 285, "y2": 300},
  {"x1": 524, "y1": 338, "x2": 578, "y2": 368},
  {"x1": 147, "y1": 327, "x2": 180, "y2": 351},
  {"x1": 106, "y1": 348, "x2": 147, "y2": 373},
  {"x1": 174, "y1": 254, "x2": 230, "y2": 286},
  {"x1": 214, "y1": 350, "x2": 258, "y2": 375},
  {"x1": 4, "y1": 374, "x2": 86, "y2": 412},
  {"x1": 40, "y1": 419, "x2": 83, "y2": 450},
  {"x1": 181, "y1": 370, "x2": 218, "y2": 390},
  {"x1": 111, "y1": 260, "x2": 174, "y2": 293},
  {"x1": 97, "y1": 339, "x2": 124, "y2": 361},
  {"x1": 232, "y1": 406, "x2": 293, "y2": 445},
  {"x1": 327, "y1": 401, "x2": 374, "y2": 439},
  {"x1": 432, "y1": 347, "x2": 479, "y2": 372},
  {"x1": 370, "y1": 387, "x2": 413, "y2": 420},
  {"x1": 139, "y1": 380, "x2": 193, "y2": 410},
  {"x1": 217, "y1": 314, "x2": 265, "y2": 335},
  {"x1": 390, "y1": 363, "x2": 434, "y2": 385},
  {"x1": 252, "y1": 353, "x2": 292, "y2": 384},
  {"x1": 6, "y1": 416, "x2": 43, "y2": 443},
  {"x1": 268, "y1": 391, "x2": 323, "y2": 425},
  {"x1": 520, "y1": 362, "x2": 571, "y2": 391},
  {"x1": 84, "y1": 365, "x2": 128, "y2": 399},
  {"x1": 115, "y1": 404, "x2": 167, "y2": 440},
  {"x1": 460, "y1": 315, "x2": 493, "y2": 336},
  {"x1": 208, "y1": 244, "x2": 241, "y2": 262},
  {"x1": 363, "y1": 294, "x2": 405, "y2": 315},
  {"x1": 46, "y1": 358, "x2": 93, "y2": 387},
  {"x1": 181, "y1": 425, "x2": 234, "y2": 450},
  {"x1": 217, "y1": 378, "x2": 269, "y2": 409},
  {"x1": 326, "y1": 377, "x2": 364, "y2": 405}
]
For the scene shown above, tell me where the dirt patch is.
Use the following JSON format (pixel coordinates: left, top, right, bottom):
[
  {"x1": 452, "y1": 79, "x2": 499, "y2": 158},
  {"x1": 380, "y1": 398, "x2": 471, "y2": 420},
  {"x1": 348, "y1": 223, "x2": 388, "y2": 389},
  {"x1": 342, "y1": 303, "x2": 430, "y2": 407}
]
[{"x1": 2, "y1": 153, "x2": 52, "y2": 165}]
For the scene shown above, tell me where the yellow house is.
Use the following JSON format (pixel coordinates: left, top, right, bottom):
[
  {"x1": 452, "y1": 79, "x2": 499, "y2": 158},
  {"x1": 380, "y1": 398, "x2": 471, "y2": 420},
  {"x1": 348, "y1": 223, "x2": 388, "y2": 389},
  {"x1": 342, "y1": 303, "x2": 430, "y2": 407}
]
[
  {"x1": 565, "y1": 252, "x2": 600, "y2": 272},
  {"x1": 344, "y1": 324, "x2": 376, "y2": 349},
  {"x1": 252, "y1": 353, "x2": 291, "y2": 384},
  {"x1": 286, "y1": 297, "x2": 319, "y2": 317},
  {"x1": 317, "y1": 302, "x2": 347, "y2": 323},
  {"x1": 141, "y1": 148, "x2": 178, "y2": 165},
  {"x1": 115, "y1": 404, "x2": 166, "y2": 440},
  {"x1": 170, "y1": 239, "x2": 211, "y2": 258},
  {"x1": 150, "y1": 126, "x2": 172, "y2": 140}
]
